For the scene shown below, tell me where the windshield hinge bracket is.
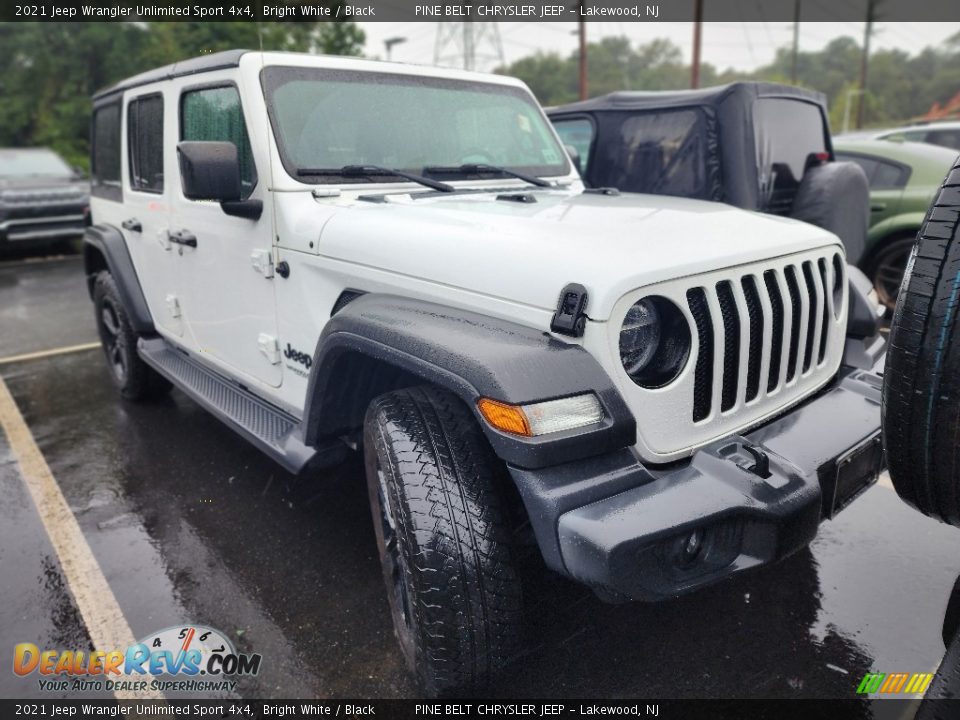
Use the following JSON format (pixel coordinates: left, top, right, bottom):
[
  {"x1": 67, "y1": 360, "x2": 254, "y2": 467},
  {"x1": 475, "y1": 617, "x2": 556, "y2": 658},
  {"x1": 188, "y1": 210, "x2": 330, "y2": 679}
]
[{"x1": 551, "y1": 283, "x2": 589, "y2": 337}]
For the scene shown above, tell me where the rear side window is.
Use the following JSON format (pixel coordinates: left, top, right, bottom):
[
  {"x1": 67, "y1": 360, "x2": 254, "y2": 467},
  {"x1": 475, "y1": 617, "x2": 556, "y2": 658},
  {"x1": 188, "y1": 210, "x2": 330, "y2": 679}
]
[
  {"x1": 552, "y1": 118, "x2": 594, "y2": 175},
  {"x1": 596, "y1": 109, "x2": 712, "y2": 199},
  {"x1": 754, "y1": 98, "x2": 828, "y2": 213},
  {"x1": 872, "y1": 160, "x2": 910, "y2": 189},
  {"x1": 128, "y1": 94, "x2": 164, "y2": 193},
  {"x1": 834, "y1": 153, "x2": 878, "y2": 182},
  {"x1": 92, "y1": 102, "x2": 122, "y2": 199},
  {"x1": 926, "y1": 129, "x2": 960, "y2": 151},
  {"x1": 181, "y1": 85, "x2": 256, "y2": 199},
  {"x1": 835, "y1": 152, "x2": 909, "y2": 190}
]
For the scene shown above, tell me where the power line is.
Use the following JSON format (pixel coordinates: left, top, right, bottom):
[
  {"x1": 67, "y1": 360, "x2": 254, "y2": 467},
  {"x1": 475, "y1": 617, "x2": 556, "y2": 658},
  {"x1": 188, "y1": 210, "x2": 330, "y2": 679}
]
[{"x1": 434, "y1": 21, "x2": 504, "y2": 71}]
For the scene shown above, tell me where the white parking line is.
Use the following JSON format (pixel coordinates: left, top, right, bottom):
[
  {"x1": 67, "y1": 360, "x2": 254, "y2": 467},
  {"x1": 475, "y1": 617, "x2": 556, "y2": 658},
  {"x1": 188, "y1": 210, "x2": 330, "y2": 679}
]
[
  {"x1": 0, "y1": 342, "x2": 100, "y2": 367},
  {"x1": 0, "y1": 375, "x2": 163, "y2": 700}
]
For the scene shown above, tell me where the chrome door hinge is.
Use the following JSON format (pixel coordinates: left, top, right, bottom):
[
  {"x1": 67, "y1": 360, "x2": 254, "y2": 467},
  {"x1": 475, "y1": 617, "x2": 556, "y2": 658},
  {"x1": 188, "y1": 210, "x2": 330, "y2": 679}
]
[
  {"x1": 258, "y1": 334, "x2": 281, "y2": 365},
  {"x1": 250, "y1": 249, "x2": 274, "y2": 278}
]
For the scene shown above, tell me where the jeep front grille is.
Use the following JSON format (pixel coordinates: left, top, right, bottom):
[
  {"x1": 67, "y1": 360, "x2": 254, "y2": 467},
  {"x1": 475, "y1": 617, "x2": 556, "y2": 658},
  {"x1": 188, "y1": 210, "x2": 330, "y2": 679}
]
[
  {"x1": 685, "y1": 254, "x2": 844, "y2": 424},
  {"x1": 594, "y1": 246, "x2": 847, "y2": 463}
]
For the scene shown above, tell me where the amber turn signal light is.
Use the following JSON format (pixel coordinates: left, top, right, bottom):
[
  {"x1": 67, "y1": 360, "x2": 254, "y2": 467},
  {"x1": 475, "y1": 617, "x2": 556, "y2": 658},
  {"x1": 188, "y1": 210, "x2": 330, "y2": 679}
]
[
  {"x1": 477, "y1": 394, "x2": 605, "y2": 437},
  {"x1": 477, "y1": 398, "x2": 532, "y2": 437}
]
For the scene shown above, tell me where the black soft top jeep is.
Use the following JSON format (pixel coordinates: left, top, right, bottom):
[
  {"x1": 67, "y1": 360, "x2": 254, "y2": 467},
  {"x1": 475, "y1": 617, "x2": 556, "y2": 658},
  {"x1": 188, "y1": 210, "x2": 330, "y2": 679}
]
[{"x1": 549, "y1": 81, "x2": 871, "y2": 264}]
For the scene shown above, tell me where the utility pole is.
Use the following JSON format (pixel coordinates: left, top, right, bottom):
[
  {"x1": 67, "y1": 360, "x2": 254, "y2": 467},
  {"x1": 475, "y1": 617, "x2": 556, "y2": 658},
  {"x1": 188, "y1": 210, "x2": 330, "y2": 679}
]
[
  {"x1": 691, "y1": 0, "x2": 703, "y2": 89},
  {"x1": 578, "y1": 4, "x2": 588, "y2": 100},
  {"x1": 790, "y1": 0, "x2": 800, "y2": 84},
  {"x1": 856, "y1": 0, "x2": 876, "y2": 129}
]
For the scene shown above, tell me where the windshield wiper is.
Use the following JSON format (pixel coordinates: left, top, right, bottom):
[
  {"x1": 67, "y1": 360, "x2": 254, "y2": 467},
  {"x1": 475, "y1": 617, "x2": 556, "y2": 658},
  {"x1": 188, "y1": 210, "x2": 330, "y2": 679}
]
[
  {"x1": 423, "y1": 163, "x2": 552, "y2": 188},
  {"x1": 296, "y1": 165, "x2": 454, "y2": 193}
]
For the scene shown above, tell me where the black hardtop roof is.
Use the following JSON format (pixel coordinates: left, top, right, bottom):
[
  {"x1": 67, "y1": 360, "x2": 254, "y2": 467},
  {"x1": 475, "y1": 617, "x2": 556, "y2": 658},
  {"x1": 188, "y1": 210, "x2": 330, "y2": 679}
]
[
  {"x1": 547, "y1": 81, "x2": 826, "y2": 116},
  {"x1": 92, "y1": 49, "x2": 249, "y2": 102}
]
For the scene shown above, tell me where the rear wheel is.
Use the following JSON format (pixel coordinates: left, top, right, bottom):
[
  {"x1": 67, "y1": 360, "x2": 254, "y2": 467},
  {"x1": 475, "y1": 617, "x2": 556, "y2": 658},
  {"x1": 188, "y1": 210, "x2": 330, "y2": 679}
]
[
  {"x1": 93, "y1": 271, "x2": 171, "y2": 401},
  {"x1": 865, "y1": 233, "x2": 917, "y2": 312},
  {"x1": 882, "y1": 161, "x2": 960, "y2": 525},
  {"x1": 363, "y1": 386, "x2": 522, "y2": 696}
]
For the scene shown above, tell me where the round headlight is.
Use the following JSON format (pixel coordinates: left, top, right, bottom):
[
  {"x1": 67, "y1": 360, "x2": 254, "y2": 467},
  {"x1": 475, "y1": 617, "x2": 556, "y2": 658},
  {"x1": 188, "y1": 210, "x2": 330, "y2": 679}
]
[{"x1": 619, "y1": 296, "x2": 691, "y2": 388}]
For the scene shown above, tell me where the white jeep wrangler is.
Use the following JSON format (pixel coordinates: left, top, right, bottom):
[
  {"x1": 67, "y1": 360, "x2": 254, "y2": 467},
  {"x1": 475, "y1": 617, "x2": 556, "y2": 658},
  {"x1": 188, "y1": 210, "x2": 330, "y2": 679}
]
[{"x1": 84, "y1": 50, "x2": 886, "y2": 695}]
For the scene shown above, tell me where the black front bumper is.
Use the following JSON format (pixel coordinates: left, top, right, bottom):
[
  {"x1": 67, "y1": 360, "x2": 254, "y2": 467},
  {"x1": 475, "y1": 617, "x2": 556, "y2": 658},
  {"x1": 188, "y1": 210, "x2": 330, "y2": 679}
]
[{"x1": 508, "y1": 366, "x2": 884, "y2": 602}]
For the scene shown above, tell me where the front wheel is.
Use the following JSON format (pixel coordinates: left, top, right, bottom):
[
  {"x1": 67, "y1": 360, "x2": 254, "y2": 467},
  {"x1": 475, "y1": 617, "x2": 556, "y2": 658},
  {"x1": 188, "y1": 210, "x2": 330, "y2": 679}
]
[{"x1": 363, "y1": 386, "x2": 522, "y2": 696}]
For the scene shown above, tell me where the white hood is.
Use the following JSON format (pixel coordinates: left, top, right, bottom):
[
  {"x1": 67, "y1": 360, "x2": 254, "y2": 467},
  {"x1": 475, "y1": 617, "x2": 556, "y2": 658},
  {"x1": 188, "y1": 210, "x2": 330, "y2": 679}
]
[{"x1": 311, "y1": 188, "x2": 843, "y2": 321}]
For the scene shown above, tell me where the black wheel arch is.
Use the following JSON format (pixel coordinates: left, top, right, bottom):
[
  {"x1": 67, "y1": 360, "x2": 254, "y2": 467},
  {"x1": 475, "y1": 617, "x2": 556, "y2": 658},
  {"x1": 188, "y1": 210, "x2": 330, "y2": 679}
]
[
  {"x1": 83, "y1": 223, "x2": 155, "y2": 335},
  {"x1": 301, "y1": 294, "x2": 636, "y2": 470}
]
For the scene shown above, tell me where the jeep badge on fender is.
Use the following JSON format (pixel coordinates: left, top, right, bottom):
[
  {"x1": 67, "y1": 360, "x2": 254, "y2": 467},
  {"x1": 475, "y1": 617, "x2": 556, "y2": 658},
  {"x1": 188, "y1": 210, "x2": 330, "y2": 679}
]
[
  {"x1": 283, "y1": 344, "x2": 312, "y2": 369},
  {"x1": 83, "y1": 49, "x2": 886, "y2": 697}
]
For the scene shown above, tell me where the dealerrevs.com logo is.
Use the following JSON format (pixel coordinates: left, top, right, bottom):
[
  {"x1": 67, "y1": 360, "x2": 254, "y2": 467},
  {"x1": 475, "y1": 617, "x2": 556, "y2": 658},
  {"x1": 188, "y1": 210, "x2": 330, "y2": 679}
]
[{"x1": 13, "y1": 625, "x2": 262, "y2": 693}]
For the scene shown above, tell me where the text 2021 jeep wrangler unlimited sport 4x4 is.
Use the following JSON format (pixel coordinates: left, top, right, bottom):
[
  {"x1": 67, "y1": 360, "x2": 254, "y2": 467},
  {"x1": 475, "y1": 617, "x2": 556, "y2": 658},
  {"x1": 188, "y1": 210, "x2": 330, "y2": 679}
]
[{"x1": 84, "y1": 50, "x2": 886, "y2": 695}]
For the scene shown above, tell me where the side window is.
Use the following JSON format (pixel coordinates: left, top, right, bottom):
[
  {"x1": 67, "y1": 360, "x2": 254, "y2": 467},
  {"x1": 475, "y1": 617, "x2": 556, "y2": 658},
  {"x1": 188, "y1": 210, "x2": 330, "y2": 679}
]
[
  {"x1": 181, "y1": 85, "x2": 257, "y2": 199},
  {"x1": 872, "y1": 160, "x2": 909, "y2": 189},
  {"x1": 599, "y1": 109, "x2": 712, "y2": 199},
  {"x1": 754, "y1": 99, "x2": 828, "y2": 213},
  {"x1": 552, "y1": 118, "x2": 594, "y2": 175},
  {"x1": 128, "y1": 94, "x2": 164, "y2": 193},
  {"x1": 92, "y1": 101, "x2": 122, "y2": 199},
  {"x1": 834, "y1": 153, "x2": 878, "y2": 184},
  {"x1": 835, "y1": 153, "x2": 909, "y2": 191},
  {"x1": 926, "y1": 130, "x2": 960, "y2": 152}
]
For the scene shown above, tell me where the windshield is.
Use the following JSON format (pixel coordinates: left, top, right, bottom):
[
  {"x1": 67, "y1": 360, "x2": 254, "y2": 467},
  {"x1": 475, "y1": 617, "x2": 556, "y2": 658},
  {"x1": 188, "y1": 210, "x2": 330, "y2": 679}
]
[
  {"x1": 260, "y1": 66, "x2": 569, "y2": 184},
  {"x1": 0, "y1": 149, "x2": 73, "y2": 179}
]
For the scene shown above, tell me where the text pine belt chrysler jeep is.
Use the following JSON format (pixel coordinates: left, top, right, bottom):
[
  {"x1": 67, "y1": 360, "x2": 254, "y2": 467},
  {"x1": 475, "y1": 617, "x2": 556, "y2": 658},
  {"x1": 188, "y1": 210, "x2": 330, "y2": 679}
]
[{"x1": 84, "y1": 50, "x2": 886, "y2": 695}]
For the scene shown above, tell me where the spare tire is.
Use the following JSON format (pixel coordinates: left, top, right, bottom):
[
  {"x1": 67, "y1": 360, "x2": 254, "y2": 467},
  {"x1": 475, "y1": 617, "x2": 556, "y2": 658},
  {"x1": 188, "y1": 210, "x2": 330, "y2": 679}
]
[
  {"x1": 882, "y1": 158, "x2": 960, "y2": 526},
  {"x1": 790, "y1": 161, "x2": 870, "y2": 265}
]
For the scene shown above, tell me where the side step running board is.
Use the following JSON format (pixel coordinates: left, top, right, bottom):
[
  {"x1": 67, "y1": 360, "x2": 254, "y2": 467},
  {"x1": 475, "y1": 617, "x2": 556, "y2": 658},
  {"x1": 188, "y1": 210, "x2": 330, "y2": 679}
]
[{"x1": 138, "y1": 337, "x2": 317, "y2": 474}]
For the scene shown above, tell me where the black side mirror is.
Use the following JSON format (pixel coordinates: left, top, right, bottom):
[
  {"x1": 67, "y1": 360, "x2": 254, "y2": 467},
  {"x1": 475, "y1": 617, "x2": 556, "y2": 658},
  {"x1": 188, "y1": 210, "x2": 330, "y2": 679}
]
[
  {"x1": 177, "y1": 141, "x2": 241, "y2": 202},
  {"x1": 564, "y1": 144, "x2": 583, "y2": 176},
  {"x1": 176, "y1": 141, "x2": 262, "y2": 220}
]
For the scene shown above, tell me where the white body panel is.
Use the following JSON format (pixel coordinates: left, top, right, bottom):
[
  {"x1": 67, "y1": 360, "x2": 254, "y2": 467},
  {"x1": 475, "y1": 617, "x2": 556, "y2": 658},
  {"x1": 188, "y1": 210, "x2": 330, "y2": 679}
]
[{"x1": 90, "y1": 51, "x2": 849, "y2": 461}]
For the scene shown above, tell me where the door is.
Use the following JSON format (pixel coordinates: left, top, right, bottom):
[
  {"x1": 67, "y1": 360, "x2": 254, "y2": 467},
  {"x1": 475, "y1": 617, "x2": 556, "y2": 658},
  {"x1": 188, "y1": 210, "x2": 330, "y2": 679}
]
[
  {"x1": 170, "y1": 82, "x2": 281, "y2": 387},
  {"x1": 122, "y1": 90, "x2": 181, "y2": 337}
]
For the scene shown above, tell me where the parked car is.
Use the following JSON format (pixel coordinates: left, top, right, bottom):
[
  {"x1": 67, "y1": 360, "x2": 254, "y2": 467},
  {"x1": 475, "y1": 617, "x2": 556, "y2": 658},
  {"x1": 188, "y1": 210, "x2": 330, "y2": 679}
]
[
  {"x1": 548, "y1": 82, "x2": 871, "y2": 264},
  {"x1": 833, "y1": 139, "x2": 959, "y2": 310},
  {"x1": 0, "y1": 147, "x2": 89, "y2": 251},
  {"x1": 869, "y1": 120, "x2": 960, "y2": 152},
  {"x1": 85, "y1": 51, "x2": 885, "y2": 695}
]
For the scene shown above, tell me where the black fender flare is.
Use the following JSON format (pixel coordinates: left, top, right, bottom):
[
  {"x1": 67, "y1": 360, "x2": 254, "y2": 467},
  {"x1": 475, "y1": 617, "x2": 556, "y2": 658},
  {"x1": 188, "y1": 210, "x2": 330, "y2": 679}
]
[
  {"x1": 302, "y1": 295, "x2": 636, "y2": 470},
  {"x1": 82, "y1": 224, "x2": 155, "y2": 335}
]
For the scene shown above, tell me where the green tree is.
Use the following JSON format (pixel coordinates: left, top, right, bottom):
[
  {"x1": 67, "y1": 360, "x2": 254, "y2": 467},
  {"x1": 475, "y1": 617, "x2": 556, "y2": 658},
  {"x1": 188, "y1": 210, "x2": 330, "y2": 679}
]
[{"x1": 0, "y1": 20, "x2": 365, "y2": 168}]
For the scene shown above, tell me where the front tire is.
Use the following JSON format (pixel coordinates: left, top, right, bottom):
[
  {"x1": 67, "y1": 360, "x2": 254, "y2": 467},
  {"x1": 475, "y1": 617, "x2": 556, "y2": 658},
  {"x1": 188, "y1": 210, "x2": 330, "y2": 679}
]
[
  {"x1": 93, "y1": 271, "x2": 171, "y2": 401},
  {"x1": 882, "y1": 161, "x2": 960, "y2": 525},
  {"x1": 363, "y1": 386, "x2": 522, "y2": 696}
]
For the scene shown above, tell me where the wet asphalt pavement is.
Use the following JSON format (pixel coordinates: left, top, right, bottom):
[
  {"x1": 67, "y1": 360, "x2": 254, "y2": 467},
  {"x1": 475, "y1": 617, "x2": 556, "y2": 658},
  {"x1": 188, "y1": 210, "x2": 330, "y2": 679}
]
[{"x1": 2, "y1": 253, "x2": 960, "y2": 706}]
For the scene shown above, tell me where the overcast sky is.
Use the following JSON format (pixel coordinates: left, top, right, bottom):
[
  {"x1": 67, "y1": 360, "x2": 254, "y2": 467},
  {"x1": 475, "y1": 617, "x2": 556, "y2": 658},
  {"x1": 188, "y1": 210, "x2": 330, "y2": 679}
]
[{"x1": 360, "y1": 21, "x2": 959, "y2": 72}]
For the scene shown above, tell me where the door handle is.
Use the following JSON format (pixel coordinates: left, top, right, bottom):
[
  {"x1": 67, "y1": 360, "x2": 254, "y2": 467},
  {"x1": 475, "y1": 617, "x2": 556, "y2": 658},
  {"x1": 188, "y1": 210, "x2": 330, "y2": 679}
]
[
  {"x1": 122, "y1": 218, "x2": 142, "y2": 232},
  {"x1": 168, "y1": 230, "x2": 197, "y2": 248},
  {"x1": 871, "y1": 203, "x2": 887, "y2": 212}
]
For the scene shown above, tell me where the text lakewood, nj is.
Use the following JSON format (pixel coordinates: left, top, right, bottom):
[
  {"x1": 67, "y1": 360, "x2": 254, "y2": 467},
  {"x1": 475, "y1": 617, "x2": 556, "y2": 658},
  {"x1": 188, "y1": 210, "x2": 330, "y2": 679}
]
[{"x1": 414, "y1": 3, "x2": 660, "y2": 17}]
